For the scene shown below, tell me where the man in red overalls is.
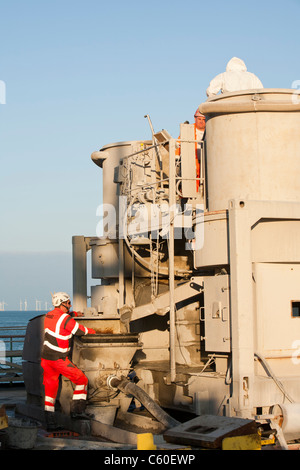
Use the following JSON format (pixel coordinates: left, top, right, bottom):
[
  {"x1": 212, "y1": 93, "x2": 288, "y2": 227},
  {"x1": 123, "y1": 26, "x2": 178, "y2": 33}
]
[
  {"x1": 175, "y1": 109, "x2": 206, "y2": 193},
  {"x1": 41, "y1": 292, "x2": 96, "y2": 431}
]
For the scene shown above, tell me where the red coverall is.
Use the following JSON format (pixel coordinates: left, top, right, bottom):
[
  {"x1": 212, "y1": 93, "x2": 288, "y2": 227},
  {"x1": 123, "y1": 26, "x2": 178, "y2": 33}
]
[{"x1": 41, "y1": 307, "x2": 95, "y2": 412}]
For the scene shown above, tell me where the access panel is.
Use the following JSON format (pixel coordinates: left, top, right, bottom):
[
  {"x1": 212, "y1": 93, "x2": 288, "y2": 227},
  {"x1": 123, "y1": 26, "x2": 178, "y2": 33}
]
[{"x1": 204, "y1": 275, "x2": 230, "y2": 352}]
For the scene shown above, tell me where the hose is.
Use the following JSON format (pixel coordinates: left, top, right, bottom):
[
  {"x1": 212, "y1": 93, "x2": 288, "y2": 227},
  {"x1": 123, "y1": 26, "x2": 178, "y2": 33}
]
[
  {"x1": 108, "y1": 376, "x2": 180, "y2": 429},
  {"x1": 254, "y1": 352, "x2": 295, "y2": 404}
]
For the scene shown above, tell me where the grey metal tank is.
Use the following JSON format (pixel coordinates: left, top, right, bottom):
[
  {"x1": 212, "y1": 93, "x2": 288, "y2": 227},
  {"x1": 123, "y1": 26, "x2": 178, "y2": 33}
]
[{"x1": 199, "y1": 89, "x2": 300, "y2": 211}]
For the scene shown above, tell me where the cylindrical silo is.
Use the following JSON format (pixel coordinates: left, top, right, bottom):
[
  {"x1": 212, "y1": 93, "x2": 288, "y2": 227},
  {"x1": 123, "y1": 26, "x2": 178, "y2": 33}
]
[
  {"x1": 91, "y1": 140, "x2": 152, "y2": 227},
  {"x1": 199, "y1": 89, "x2": 300, "y2": 212},
  {"x1": 90, "y1": 140, "x2": 153, "y2": 312}
]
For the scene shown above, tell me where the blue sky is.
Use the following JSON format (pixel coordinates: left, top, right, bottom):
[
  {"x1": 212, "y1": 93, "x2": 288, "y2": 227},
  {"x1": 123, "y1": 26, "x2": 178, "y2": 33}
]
[{"x1": 0, "y1": 0, "x2": 299, "y2": 309}]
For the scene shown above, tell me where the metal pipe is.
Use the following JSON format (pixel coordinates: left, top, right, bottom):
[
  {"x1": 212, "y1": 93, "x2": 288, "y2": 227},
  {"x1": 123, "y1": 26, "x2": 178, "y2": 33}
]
[
  {"x1": 108, "y1": 376, "x2": 179, "y2": 429},
  {"x1": 168, "y1": 139, "x2": 176, "y2": 382},
  {"x1": 144, "y1": 114, "x2": 163, "y2": 188},
  {"x1": 118, "y1": 239, "x2": 125, "y2": 308}
]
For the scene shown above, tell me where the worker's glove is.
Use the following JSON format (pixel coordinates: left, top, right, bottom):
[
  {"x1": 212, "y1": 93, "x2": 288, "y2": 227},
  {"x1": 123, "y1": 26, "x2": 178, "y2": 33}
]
[
  {"x1": 87, "y1": 328, "x2": 96, "y2": 335},
  {"x1": 75, "y1": 311, "x2": 84, "y2": 317}
]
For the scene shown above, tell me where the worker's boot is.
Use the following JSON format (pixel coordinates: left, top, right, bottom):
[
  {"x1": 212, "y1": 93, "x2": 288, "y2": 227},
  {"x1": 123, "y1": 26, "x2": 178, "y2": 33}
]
[
  {"x1": 70, "y1": 399, "x2": 94, "y2": 419},
  {"x1": 44, "y1": 411, "x2": 64, "y2": 432}
]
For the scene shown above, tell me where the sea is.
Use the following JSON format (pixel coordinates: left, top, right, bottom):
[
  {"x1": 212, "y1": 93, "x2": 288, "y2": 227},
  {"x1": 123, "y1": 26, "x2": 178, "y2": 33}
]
[
  {"x1": 0, "y1": 311, "x2": 47, "y2": 371},
  {"x1": 0, "y1": 310, "x2": 45, "y2": 330}
]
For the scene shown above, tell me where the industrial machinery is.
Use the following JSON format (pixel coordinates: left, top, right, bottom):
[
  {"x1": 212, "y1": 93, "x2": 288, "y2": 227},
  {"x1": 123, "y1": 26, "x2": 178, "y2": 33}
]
[{"x1": 23, "y1": 89, "x2": 300, "y2": 445}]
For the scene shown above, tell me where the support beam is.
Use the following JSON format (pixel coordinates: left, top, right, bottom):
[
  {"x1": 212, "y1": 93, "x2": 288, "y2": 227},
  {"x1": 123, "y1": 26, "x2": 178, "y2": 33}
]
[
  {"x1": 72, "y1": 236, "x2": 89, "y2": 312},
  {"x1": 228, "y1": 200, "x2": 255, "y2": 418}
]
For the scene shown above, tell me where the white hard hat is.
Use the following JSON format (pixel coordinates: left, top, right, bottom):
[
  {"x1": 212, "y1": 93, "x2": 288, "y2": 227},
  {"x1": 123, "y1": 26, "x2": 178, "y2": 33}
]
[
  {"x1": 194, "y1": 108, "x2": 205, "y2": 118},
  {"x1": 51, "y1": 292, "x2": 71, "y2": 307}
]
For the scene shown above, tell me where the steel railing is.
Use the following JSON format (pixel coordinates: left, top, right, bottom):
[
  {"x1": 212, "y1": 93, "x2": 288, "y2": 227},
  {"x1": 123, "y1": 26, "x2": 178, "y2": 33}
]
[{"x1": 0, "y1": 326, "x2": 27, "y2": 383}]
